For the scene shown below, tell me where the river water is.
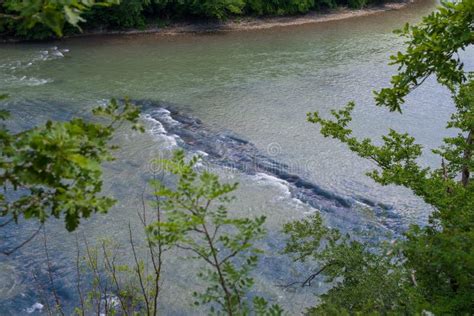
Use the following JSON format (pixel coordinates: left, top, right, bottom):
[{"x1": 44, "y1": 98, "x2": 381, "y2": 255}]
[{"x1": 1, "y1": 0, "x2": 472, "y2": 314}]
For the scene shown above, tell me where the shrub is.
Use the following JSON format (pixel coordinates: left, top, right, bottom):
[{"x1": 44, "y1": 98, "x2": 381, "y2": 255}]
[
  {"x1": 347, "y1": 0, "x2": 368, "y2": 9},
  {"x1": 85, "y1": 0, "x2": 146, "y2": 29}
]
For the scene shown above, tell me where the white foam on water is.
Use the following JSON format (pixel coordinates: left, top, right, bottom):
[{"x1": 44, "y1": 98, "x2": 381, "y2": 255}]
[
  {"x1": 302, "y1": 206, "x2": 321, "y2": 215},
  {"x1": 37, "y1": 47, "x2": 68, "y2": 61},
  {"x1": 147, "y1": 117, "x2": 166, "y2": 134},
  {"x1": 195, "y1": 150, "x2": 209, "y2": 157},
  {"x1": 26, "y1": 302, "x2": 43, "y2": 314},
  {"x1": 253, "y1": 173, "x2": 291, "y2": 199},
  {"x1": 252, "y1": 173, "x2": 317, "y2": 212},
  {"x1": 291, "y1": 196, "x2": 309, "y2": 208},
  {"x1": 142, "y1": 112, "x2": 180, "y2": 149},
  {"x1": 1, "y1": 75, "x2": 52, "y2": 88},
  {"x1": 1, "y1": 46, "x2": 68, "y2": 73},
  {"x1": 18, "y1": 76, "x2": 52, "y2": 86},
  {"x1": 353, "y1": 199, "x2": 374, "y2": 210},
  {"x1": 0, "y1": 47, "x2": 68, "y2": 88},
  {"x1": 152, "y1": 108, "x2": 180, "y2": 126}
]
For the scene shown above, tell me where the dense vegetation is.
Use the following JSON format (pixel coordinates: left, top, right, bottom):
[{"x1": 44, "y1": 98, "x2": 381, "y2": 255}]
[
  {"x1": 0, "y1": 0, "x2": 473, "y2": 314},
  {"x1": 303, "y1": 0, "x2": 474, "y2": 312},
  {"x1": 0, "y1": 0, "x2": 387, "y2": 39},
  {"x1": 0, "y1": 98, "x2": 142, "y2": 255},
  {"x1": 83, "y1": 0, "x2": 386, "y2": 28}
]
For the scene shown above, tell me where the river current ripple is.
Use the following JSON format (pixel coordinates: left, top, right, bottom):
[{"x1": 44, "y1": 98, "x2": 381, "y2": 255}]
[{"x1": 141, "y1": 99, "x2": 406, "y2": 240}]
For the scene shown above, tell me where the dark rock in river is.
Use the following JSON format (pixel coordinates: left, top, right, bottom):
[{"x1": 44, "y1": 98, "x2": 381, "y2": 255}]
[{"x1": 136, "y1": 99, "x2": 406, "y2": 238}]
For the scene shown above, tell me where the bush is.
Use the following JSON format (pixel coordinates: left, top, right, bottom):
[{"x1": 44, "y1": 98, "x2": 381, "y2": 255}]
[
  {"x1": 347, "y1": 0, "x2": 368, "y2": 9},
  {"x1": 6, "y1": 21, "x2": 55, "y2": 40},
  {"x1": 85, "y1": 0, "x2": 146, "y2": 29},
  {"x1": 1, "y1": 0, "x2": 391, "y2": 38},
  {"x1": 245, "y1": 0, "x2": 316, "y2": 16},
  {"x1": 190, "y1": 0, "x2": 246, "y2": 19}
]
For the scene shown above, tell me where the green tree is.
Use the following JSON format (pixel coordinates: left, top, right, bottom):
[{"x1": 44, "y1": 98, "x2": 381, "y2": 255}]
[
  {"x1": 0, "y1": 0, "x2": 391, "y2": 39},
  {"x1": 0, "y1": 0, "x2": 119, "y2": 36},
  {"x1": 0, "y1": 98, "x2": 142, "y2": 254},
  {"x1": 34, "y1": 151, "x2": 283, "y2": 315},
  {"x1": 283, "y1": 213, "x2": 423, "y2": 314},
  {"x1": 285, "y1": 0, "x2": 474, "y2": 314},
  {"x1": 146, "y1": 150, "x2": 283, "y2": 315}
]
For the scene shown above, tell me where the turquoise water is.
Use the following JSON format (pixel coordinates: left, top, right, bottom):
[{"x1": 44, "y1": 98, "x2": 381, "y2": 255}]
[{"x1": 1, "y1": 0, "x2": 472, "y2": 313}]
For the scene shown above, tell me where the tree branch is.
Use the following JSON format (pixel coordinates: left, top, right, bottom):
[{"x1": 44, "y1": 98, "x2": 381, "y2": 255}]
[
  {"x1": 277, "y1": 264, "x2": 332, "y2": 289},
  {"x1": 1, "y1": 224, "x2": 43, "y2": 256}
]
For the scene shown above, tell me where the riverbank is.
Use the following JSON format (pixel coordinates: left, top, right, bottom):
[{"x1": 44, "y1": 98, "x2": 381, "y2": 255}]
[{"x1": 69, "y1": 0, "x2": 413, "y2": 39}]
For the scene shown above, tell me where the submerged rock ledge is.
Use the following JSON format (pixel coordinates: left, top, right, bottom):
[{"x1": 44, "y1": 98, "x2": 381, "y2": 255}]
[{"x1": 139, "y1": 99, "x2": 407, "y2": 239}]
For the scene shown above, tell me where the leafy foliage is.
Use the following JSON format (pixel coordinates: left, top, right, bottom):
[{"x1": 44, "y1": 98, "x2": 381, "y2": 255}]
[
  {"x1": 1, "y1": 0, "x2": 386, "y2": 39},
  {"x1": 244, "y1": 0, "x2": 317, "y2": 16},
  {"x1": 284, "y1": 213, "x2": 424, "y2": 314},
  {"x1": 49, "y1": 151, "x2": 282, "y2": 316},
  {"x1": 375, "y1": 0, "x2": 474, "y2": 112},
  {"x1": 146, "y1": 150, "x2": 283, "y2": 315},
  {"x1": 74, "y1": 230, "x2": 166, "y2": 316},
  {"x1": 0, "y1": 0, "x2": 119, "y2": 37},
  {"x1": 0, "y1": 98, "x2": 142, "y2": 232},
  {"x1": 288, "y1": 0, "x2": 474, "y2": 314},
  {"x1": 83, "y1": 0, "x2": 146, "y2": 29}
]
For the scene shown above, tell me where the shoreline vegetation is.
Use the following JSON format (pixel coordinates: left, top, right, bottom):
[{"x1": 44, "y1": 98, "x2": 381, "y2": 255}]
[
  {"x1": 0, "y1": 0, "x2": 412, "y2": 42},
  {"x1": 71, "y1": 0, "x2": 414, "y2": 38},
  {"x1": 72, "y1": 1, "x2": 411, "y2": 38},
  {"x1": 1, "y1": 0, "x2": 473, "y2": 314}
]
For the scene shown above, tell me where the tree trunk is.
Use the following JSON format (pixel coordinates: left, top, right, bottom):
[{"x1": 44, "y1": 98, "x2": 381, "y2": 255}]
[{"x1": 461, "y1": 129, "x2": 473, "y2": 187}]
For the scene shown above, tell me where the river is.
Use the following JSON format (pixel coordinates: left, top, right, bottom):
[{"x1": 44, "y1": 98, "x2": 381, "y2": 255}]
[{"x1": 1, "y1": 0, "x2": 472, "y2": 314}]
